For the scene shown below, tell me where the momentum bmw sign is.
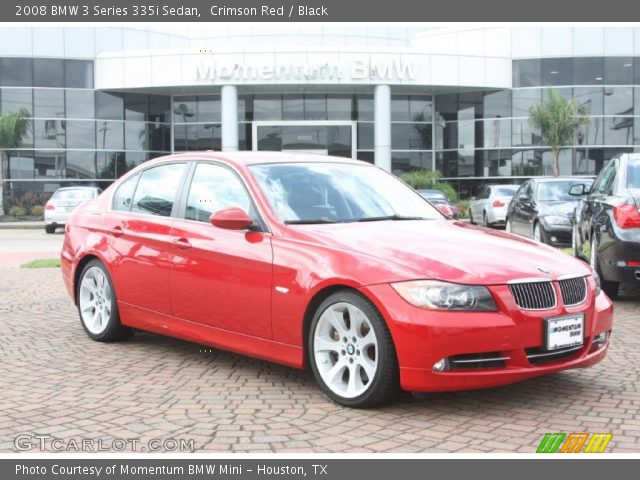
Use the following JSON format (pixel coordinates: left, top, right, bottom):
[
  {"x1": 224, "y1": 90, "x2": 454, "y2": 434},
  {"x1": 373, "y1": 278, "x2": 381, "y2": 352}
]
[{"x1": 195, "y1": 58, "x2": 419, "y2": 82}]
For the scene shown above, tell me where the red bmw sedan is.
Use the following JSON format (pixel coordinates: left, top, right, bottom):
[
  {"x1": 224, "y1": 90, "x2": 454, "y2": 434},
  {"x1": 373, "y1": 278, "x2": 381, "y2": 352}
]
[{"x1": 61, "y1": 152, "x2": 613, "y2": 407}]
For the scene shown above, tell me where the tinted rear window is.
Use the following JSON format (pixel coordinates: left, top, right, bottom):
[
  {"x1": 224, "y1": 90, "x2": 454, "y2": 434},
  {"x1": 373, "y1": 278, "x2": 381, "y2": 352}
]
[
  {"x1": 131, "y1": 163, "x2": 187, "y2": 217},
  {"x1": 53, "y1": 189, "x2": 96, "y2": 201},
  {"x1": 494, "y1": 186, "x2": 519, "y2": 196}
]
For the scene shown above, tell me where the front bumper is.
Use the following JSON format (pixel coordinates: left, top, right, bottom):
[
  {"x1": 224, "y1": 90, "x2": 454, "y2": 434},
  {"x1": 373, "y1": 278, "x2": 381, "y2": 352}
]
[
  {"x1": 541, "y1": 224, "x2": 572, "y2": 246},
  {"x1": 360, "y1": 281, "x2": 613, "y2": 393}
]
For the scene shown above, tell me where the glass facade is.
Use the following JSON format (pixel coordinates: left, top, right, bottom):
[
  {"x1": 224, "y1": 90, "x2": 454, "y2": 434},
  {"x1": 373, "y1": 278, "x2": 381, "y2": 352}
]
[
  {"x1": 1, "y1": 57, "x2": 171, "y2": 207},
  {"x1": 3, "y1": 51, "x2": 640, "y2": 207},
  {"x1": 433, "y1": 56, "x2": 640, "y2": 198}
]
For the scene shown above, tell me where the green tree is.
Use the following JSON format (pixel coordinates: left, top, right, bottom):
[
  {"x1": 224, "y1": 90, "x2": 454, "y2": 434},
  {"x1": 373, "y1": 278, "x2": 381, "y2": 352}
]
[
  {"x1": 0, "y1": 108, "x2": 31, "y2": 216},
  {"x1": 529, "y1": 89, "x2": 590, "y2": 177}
]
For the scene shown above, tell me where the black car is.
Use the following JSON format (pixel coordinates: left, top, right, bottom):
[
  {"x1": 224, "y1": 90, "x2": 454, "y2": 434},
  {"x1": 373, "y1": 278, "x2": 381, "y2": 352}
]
[
  {"x1": 506, "y1": 177, "x2": 594, "y2": 247},
  {"x1": 573, "y1": 154, "x2": 640, "y2": 299}
]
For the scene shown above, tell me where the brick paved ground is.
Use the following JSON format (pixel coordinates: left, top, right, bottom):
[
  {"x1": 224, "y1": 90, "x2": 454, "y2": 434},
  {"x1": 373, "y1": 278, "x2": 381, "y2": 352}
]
[{"x1": 0, "y1": 266, "x2": 638, "y2": 453}]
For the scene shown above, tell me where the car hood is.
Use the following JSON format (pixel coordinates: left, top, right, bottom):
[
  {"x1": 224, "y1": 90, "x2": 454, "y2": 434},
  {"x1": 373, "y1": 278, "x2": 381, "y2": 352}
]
[
  {"x1": 287, "y1": 220, "x2": 591, "y2": 285},
  {"x1": 537, "y1": 200, "x2": 578, "y2": 217}
]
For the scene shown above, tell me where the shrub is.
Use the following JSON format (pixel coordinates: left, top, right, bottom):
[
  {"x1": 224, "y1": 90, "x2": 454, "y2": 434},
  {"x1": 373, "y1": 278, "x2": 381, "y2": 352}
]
[
  {"x1": 399, "y1": 170, "x2": 457, "y2": 202},
  {"x1": 455, "y1": 200, "x2": 471, "y2": 219},
  {"x1": 30, "y1": 205, "x2": 45, "y2": 218},
  {"x1": 8, "y1": 205, "x2": 28, "y2": 219}
]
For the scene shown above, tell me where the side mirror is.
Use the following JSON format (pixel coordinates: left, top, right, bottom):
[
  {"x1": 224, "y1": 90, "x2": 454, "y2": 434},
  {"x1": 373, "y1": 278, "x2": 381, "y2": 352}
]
[
  {"x1": 569, "y1": 184, "x2": 587, "y2": 196},
  {"x1": 210, "y1": 208, "x2": 254, "y2": 230}
]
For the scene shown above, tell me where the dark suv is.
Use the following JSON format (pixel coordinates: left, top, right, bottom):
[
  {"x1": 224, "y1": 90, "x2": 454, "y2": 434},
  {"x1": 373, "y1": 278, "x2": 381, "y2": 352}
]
[
  {"x1": 573, "y1": 154, "x2": 640, "y2": 299},
  {"x1": 506, "y1": 177, "x2": 594, "y2": 247}
]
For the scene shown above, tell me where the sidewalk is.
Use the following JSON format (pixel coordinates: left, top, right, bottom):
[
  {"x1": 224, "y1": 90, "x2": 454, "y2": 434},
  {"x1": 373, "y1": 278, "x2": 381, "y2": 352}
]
[{"x1": 0, "y1": 221, "x2": 43, "y2": 230}]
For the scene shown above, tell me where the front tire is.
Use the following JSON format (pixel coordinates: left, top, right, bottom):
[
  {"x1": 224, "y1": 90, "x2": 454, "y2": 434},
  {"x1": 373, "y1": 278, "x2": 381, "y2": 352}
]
[
  {"x1": 482, "y1": 211, "x2": 489, "y2": 228},
  {"x1": 308, "y1": 291, "x2": 399, "y2": 408},
  {"x1": 77, "y1": 259, "x2": 132, "y2": 342},
  {"x1": 533, "y1": 222, "x2": 545, "y2": 244}
]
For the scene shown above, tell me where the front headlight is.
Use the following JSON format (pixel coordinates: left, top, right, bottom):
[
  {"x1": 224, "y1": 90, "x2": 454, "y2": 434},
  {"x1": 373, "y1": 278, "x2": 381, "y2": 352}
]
[
  {"x1": 543, "y1": 215, "x2": 572, "y2": 226},
  {"x1": 391, "y1": 280, "x2": 497, "y2": 311},
  {"x1": 592, "y1": 270, "x2": 602, "y2": 296}
]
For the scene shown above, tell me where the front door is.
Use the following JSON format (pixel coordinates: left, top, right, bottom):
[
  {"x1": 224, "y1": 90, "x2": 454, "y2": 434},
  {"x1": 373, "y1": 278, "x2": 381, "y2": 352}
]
[
  {"x1": 170, "y1": 162, "x2": 273, "y2": 339},
  {"x1": 253, "y1": 121, "x2": 356, "y2": 159}
]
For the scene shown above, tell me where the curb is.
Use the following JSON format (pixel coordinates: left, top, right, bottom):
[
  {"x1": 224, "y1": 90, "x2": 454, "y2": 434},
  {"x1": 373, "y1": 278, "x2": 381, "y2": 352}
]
[{"x1": 0, "y1": 222, "x2": 43, "y2": 230}]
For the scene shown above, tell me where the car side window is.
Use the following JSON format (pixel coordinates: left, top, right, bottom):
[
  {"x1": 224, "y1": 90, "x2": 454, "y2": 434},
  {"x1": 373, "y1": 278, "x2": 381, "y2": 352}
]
[
  {"x1": 601, "y1": 159, "x2": 619, "y2": 195},
  {"x1": 112, "y1": 174, "x2": 139, "y2": 211},
  {"x1": 185, "y1": 163, "x2": 252, "y2": 223},
  {"x1": 596, "y1": 161, "x2": 617, "y2": 195},
  {"x1": 485, "y1": 187, "x2": 492, "y2": 199},
  {"x1": 592, "y1": 160, "x2": 612, "y2": 193},
  {"x1": 517, "y1": 182, "x2": 531, "y2": 200},
  {"x1": 130, "y1": 163, "x2": 187, "y2": 217}
]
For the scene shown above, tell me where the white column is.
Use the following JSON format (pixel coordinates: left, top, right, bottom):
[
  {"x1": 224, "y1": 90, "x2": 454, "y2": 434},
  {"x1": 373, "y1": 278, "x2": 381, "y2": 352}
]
[
  {"x1": 221, "y1": 85, "x2": 238, "y2": 152},
  {"x1": 374, "y1": 85, "x2": 391, "y2": 171}
]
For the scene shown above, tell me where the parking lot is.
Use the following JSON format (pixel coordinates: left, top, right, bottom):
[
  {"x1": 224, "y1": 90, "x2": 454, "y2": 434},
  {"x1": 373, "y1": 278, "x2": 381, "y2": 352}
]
[{"x1": 0, "y1": 230, "x2": 639, "y2": 453}]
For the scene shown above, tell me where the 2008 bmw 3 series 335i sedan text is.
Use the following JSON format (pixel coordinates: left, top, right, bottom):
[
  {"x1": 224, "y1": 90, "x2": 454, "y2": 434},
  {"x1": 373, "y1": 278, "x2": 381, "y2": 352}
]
[{"x1": 61, "y1": 152, "x2": 613, "y2": 407}]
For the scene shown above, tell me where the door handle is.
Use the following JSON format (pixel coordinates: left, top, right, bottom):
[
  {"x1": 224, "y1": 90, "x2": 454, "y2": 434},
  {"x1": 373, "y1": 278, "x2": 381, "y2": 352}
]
[
  {"x1": 172, "y1": 237, "x2": 192, "y2": 250},
  {"x1": 110, "y1": 226, "x2": 124, "y2": 237}
]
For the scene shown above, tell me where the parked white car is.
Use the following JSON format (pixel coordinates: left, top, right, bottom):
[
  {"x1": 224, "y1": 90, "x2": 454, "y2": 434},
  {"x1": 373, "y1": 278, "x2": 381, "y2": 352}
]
[
  {"x1": 44, "y1": 187, "x2": 102, "y2": 233},
  {"x1": 469, "y1": 184, "x2": 520, "y2": 228}
]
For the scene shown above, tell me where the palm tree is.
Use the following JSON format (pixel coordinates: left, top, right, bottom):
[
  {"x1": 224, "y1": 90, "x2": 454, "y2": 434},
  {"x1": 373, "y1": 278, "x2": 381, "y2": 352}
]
[
  {"x1": 0, "y1": 107, "x2": 31, "y2": 216},
  {"x1": 529, "y1": 89, "x2": 590, "y2": 177}
]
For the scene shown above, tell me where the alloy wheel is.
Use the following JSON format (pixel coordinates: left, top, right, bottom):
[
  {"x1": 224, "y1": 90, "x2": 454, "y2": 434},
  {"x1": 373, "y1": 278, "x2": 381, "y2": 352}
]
[
  {"x1": 313, "y1": 302, "x2": 378, "y2": 399},
  {"x1": 79, "y1": 266, "x2": 112, "y2": 335}
]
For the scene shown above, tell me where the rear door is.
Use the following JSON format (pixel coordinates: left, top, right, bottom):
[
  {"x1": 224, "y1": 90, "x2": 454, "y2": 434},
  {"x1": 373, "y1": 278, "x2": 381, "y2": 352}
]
[
  {"x1": 586, "y1": 159, "x2": 619, "y2": 243},
  {"x1": 510, "y1": 181, "x2": 533, "y2": 235},
  {"x1": 169, "y1": 162, "x2": 274, "y2": 339},
  {"x1": 102, "y1": 162, "x2": 189, "y2": 315}
]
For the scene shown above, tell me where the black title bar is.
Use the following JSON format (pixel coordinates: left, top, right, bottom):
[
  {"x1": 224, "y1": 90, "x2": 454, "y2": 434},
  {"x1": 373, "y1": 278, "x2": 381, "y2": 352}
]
[{"x1": 3, "y1": 0, "x2": 640, "y2": 22}]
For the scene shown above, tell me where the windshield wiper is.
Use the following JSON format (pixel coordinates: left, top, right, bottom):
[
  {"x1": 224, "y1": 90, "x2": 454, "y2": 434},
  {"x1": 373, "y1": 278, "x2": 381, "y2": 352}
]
[
  {"x1": 284, "y1": 218, "x2": 340, "y2": 225},
  {"x1": 357, "y1": 214, "x2": 428, "y2": 222}
]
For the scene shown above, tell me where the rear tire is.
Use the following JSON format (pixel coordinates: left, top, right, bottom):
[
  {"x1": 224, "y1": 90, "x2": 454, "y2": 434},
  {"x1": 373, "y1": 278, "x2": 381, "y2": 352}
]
[
  {"x1": 308, "y1": 291, "x2": 399, "y2": 408},
  {"x1": 77, "y1": 259, "x2": 132, "y2": 342},
  {"x1": 590, "y1": 235, "x2": 619, "y2": 300},
  {"x1": 45, "y1": 224, "x2": 56, "y2": 234},
  {"x1": 482, "y1": 211, "x2": 489, "y2": 228}
]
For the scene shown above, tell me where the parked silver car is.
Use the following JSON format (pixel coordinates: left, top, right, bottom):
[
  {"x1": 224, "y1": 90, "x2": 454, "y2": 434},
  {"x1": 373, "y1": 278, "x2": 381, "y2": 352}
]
[
  {"x1": 44, "y1": 187, "x2": 102, "y2": 233},
  {"x1": 469, "y1": 184, "x2": 520, "y2": 227}
]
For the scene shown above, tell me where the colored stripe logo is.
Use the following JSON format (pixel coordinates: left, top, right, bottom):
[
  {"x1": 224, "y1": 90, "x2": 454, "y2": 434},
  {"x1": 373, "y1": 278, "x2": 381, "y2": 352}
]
[{"x1": 537, "y1": 433, "x2": 612, "y2": 453}]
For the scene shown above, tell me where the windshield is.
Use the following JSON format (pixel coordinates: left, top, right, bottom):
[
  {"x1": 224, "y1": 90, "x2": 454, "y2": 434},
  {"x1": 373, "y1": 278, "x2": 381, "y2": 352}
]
[
  {"x1": 249, "y1": 163, "x2": 441, "y2": 224},
  {"x1": 494, "y1": 185, "x2": 519, "y2": 197},
  {"x1": 628, "y1": 159, "x2": 640, "y2": 189},
  {"x1": 52, "y1": 189, "x2": 96, "y2": 201},
  {"x1": 536, "y1": 180, "x2": 591, "y2": 202}
]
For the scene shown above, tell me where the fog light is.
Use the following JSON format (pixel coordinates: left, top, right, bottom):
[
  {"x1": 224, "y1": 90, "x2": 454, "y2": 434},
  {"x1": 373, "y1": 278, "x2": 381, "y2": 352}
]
[
  {"x1": 592, "y1": 331, "x2": 609, "y2": 348},
  {"x1": 432, "y1": 358, "x2": 449, "y2": 371},
  {"x1": 551, "y1": 236, "x2": 558, "y2": 242}
]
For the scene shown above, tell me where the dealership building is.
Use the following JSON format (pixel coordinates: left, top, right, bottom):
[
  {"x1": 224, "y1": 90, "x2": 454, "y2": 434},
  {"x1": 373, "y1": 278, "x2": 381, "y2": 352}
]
[{"x1": 1, "y1": 25, "x2": 640, "y2": 205}]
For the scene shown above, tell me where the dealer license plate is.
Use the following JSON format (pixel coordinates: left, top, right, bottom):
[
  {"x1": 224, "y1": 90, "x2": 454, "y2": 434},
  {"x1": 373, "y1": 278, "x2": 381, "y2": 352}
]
[{"x1": 545, "y1": 314, "x2": 584, "y2": 351}]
